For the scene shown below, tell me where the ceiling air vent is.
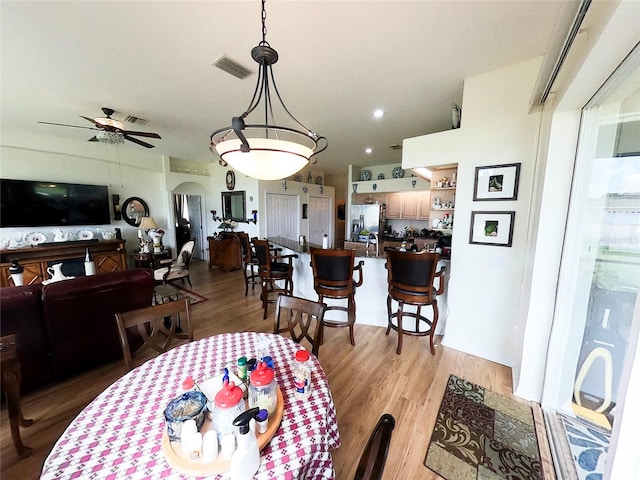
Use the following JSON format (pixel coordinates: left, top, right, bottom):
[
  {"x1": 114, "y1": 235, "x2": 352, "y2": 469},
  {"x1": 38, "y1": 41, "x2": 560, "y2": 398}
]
[
  {"x1": 212, "y1": 55, "x2": 253, "y2": 80},
  {"x1": 123, "y1": 115, "x2": 149, "y2": 126},
  {"x1": 388, "y1": 144, "x2": 402, "y2": 150}
]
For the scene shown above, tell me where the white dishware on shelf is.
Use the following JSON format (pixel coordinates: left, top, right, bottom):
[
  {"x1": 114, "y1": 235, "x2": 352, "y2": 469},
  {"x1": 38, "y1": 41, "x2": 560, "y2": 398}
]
[
  {"x1": 53, "y1": 229, "x2": 69, "y2": 242},
  {"x1": 77, "y1": 229, "x2": 94, "y2": 240},
  {"x1": 25, "y1": 231, "x2": 47, "y2": 246}
]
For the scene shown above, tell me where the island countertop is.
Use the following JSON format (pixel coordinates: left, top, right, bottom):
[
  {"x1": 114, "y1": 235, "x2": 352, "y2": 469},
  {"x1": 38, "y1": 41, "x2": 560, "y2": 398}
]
[{"x1": 264, "y1": 236, "x2": 450, "y2": 334}]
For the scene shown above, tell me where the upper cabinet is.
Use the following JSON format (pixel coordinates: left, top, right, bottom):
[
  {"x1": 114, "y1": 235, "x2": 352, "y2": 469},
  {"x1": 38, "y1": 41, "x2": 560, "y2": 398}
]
[{"x1": 429, "y1": 166, "x2": 457, "y2": 231}]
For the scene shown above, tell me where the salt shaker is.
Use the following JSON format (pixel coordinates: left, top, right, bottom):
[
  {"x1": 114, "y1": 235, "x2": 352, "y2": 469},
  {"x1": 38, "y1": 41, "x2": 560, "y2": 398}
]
[{"x1": 293, "y1": 349, "x2": 312, "y2": 400}]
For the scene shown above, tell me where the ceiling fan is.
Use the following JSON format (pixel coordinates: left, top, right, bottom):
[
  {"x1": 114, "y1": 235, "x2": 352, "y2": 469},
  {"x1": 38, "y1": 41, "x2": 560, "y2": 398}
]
[{"x1": 39, "y1": 107, "x2": 161, "y2": 148}]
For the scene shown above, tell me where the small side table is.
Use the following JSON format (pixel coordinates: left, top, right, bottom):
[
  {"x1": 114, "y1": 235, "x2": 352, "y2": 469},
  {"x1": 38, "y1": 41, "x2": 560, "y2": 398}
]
[
  {"x1": 1, "y1": 334, "x2": 34, "y2": 457},
  {"x1": 131, "y1": 250, "x2": 172, "y2": 270}
]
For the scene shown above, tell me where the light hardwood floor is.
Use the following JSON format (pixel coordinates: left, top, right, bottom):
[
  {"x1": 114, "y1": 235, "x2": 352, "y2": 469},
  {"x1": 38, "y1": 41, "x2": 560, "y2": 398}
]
[{"x1": 1, "y1": 259, "x2": 517, "y2": 480}]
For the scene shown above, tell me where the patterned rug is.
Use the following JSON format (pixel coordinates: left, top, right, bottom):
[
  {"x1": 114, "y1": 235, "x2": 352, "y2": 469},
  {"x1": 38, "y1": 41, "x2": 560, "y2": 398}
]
[
  {"x1": 425, "y1": 374, "x2": 542, "y2": 480},
  {"x1": 153, "y1": 282, "x2": 208, "y2": 306}
]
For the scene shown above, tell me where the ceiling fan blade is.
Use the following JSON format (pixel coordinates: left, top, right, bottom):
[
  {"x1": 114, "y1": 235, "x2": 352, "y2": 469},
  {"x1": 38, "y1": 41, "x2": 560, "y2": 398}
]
[
  {"x1": 121, "y1": 130, "x2": 161, "y2": 139},
  {"x1": 38, "y1": 121, "x2": 97, "y2": 131},
  {"x1": 88, "y1": 136, "x2": 99, "y2": 142},
  {"x1": 124, "y1": 134, "x2": 155, "y2": 148},
  {"x1": 80, "y1": 116, "x2": 98, "y2": 125}
]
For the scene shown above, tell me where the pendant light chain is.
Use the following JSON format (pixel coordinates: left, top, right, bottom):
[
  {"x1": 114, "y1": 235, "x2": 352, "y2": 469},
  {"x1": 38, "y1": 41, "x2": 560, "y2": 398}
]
[{"x1": 261, "y1": 0, "x2": 267, "y2": 44}]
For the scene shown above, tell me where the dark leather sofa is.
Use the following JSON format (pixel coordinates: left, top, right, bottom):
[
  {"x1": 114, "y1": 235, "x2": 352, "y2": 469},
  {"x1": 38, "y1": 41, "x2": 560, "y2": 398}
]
[{"x1": 1, "y1": 269, "x2": 154, "y2": 392}]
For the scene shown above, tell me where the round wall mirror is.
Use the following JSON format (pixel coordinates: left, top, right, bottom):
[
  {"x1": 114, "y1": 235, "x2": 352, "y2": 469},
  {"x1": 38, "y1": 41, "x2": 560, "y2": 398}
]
[{"x1": 121, "y1": 197, "x2": 150, "y2": 226}]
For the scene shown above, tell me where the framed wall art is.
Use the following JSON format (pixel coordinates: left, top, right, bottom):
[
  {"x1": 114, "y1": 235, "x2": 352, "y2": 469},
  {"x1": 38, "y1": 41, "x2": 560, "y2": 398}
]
[
  {"x1": 469, "y1": 211, "x2": 515, "y2": 247},
  {"x1": 473, "y1": 163, "x2": 521, "y2": 201}
]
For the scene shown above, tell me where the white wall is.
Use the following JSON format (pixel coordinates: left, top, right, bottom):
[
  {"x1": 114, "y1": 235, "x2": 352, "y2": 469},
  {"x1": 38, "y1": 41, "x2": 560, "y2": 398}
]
[
  {"x1": 0, "y1": 134, "x2": 167, "y2": 256},
  {"x1": 403, "y1": 57, "x2": 543, "y2": 367}
]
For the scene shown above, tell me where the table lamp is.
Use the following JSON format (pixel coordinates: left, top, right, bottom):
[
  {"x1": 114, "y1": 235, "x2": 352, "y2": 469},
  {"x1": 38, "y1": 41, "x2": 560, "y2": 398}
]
[{"x1": 138, "y1": 216, "x2": 158, "y2": 253}]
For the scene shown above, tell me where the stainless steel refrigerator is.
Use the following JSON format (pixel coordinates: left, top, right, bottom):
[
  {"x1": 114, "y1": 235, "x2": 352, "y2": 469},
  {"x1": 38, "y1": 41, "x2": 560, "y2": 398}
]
[{"x1": 350, "y1": 204, "x2": 387, "y2": 241}]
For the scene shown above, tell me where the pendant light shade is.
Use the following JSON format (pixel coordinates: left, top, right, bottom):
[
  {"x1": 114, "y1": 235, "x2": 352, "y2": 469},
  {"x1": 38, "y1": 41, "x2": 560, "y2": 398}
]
[{"x1": 210, "y1": 0, "x2": 327, "y2": 180}]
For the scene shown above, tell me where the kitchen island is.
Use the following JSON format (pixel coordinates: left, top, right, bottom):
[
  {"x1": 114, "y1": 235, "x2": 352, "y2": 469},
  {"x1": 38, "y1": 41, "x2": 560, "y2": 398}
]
[{"x1": 266, "y1": 237, "x2": 450, "y2": 334}]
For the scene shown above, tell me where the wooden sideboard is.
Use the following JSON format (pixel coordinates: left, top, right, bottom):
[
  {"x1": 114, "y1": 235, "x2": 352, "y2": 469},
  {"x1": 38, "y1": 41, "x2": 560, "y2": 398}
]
[
  {"x1": 207, "y1": 234, "x2": 242, "y2": 272},
  {"x1": 0, "y1": 240, "x2": 128, "y2": 287}
]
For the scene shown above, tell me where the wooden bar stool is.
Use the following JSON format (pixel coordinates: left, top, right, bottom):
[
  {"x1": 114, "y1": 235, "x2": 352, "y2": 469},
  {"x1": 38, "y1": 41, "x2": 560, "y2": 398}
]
[
  {"x1": 385, "y1": 250, "x2": 445, "y2": 354},
  {"x1": 253, "y1": 239, "x2": 298, "y2": 319},
  {"x1": 309, "y1": 247, "x2": 364, "y2": 346},
  {"x1": 1, "y1": 334, "x2": 34, "y2": 457},
  {"x1": 237, "y1": 232, "x2": 260, "y2": 296}
]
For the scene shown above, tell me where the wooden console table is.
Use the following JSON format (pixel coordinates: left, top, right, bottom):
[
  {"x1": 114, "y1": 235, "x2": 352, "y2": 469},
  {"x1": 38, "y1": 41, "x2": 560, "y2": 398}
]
[
  {"x1": 207, "y1": 233, "x2": 242, "y2": 272},
  {"x1": 0, "y1": 240, "x2": 127, "y2": 287}
]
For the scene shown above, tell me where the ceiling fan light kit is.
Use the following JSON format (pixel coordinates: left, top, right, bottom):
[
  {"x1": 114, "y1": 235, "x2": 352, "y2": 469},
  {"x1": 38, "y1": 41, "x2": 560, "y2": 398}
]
[
  {"x1": 95, "y1": 131, "x2": 125, "y2": 144},
  {"x1": 210, "y1": 0, "x2": 327, "y2": 181}
]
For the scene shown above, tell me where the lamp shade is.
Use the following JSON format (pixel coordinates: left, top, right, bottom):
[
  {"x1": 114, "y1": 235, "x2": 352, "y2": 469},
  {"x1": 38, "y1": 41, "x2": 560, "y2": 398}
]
[
  {"x1": 216, "y1": 137, "x2": 310, "y2": 181},
  {"x1": 139, "y1": 216, "x2": 158, "y2": 230}
]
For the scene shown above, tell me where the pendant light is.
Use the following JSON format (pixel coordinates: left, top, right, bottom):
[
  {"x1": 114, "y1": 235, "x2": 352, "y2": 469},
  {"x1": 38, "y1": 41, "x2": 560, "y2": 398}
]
[{"x1": 209, "y1": 0, "x2": 327, "y2": 181}]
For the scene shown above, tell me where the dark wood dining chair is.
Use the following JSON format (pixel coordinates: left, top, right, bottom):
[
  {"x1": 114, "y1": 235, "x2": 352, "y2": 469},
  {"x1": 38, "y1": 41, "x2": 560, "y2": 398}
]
[
  {"x1": 309, "y1": 247, "x2": 364, "y2": 347},
  {"x1": 237, "y1": 231, "x2": 259, "y2": 296},
  {"x1": 385, "y1": 249, "x2": 445, "y2": 354},
  {"x1": 252, "y1": 239, "x2": 298, "y2": 319},
  {"x1": 114, "y1": 298, "x2": 193, "y2": 371},
  {"x1": 0, "y1": 334, "x2": 34, "y2": 457},
  {"x1": 354, "y1": 413, "x2": 396, "y2": 480},
  {"x1": 274, "y1": 294, "x2": 327, "y2": 358}
]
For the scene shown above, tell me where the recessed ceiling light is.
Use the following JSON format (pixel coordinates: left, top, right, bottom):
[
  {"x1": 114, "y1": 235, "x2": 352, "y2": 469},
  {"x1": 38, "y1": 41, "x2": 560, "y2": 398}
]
[
  {"x1": 365, "y1": 147, "x2": 373, "y2": 154},
  {"x1": 373, "y1": 109, "x2": 385, "y2": 118}
]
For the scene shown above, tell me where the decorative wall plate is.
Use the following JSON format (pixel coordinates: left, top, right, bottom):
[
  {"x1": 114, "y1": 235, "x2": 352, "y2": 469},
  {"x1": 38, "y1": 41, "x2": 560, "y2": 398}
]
[
  {"x1": 392, "y1": 167, "x2": 405, "y2": 178},
  {"x1": 77, "y1": 229, "x2": 94, "y2": 240},
  {"x1": 25, "y1": 231, "x2": 47, "y2": 246},
  {"x1": 293, "y1": 173, "x2": 302, "y2": 182},
  {"x1": 360, "y1": 169, "x2": 372, "y2": 181}
]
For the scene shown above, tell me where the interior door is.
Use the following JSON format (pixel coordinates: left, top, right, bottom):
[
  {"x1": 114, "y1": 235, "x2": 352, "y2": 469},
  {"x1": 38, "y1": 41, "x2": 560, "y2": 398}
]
[
  {"x1": 308, "y1": 196, "x2": 331, "y2": 247},
  {"x1": 266, "y1": 193, "x2": 298, "y2": 241},
  {"x1": 186, "y1": 195, "x2": 204, "y2": 260}
]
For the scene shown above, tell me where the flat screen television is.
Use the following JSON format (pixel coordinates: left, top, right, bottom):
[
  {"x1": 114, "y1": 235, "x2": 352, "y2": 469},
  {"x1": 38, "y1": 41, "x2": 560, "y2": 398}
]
[{"x1": 0, "y1": 178, "x2": 111, "y2": 227}]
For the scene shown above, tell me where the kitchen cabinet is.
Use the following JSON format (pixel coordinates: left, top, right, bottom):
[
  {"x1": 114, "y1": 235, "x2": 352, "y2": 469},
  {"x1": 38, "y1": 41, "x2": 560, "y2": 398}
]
[
  {"x1": 401, "y1": 192, "x2": 418, "y2": 218},
  {"x1": 384, "y1": 191, "x2": 428, "y2": 220},
  {"x1": 385, "y1": 193, "x2": 402, "y2": 219},
  {"x1": 429, "y1": 166, "x2": 457, "y2": 231},
  {"x1": 418, "y1": 191, "x2": 431, "y2": 220}
]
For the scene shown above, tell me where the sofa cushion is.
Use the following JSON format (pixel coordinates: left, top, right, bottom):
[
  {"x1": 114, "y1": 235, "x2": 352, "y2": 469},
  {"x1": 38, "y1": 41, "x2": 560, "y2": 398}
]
[
  {"x1": 42, "y1": 269, "x2": 154, "y2": 380},
  {"x1": 0, "y1": 284, "x2": 53, "y2": 391}
]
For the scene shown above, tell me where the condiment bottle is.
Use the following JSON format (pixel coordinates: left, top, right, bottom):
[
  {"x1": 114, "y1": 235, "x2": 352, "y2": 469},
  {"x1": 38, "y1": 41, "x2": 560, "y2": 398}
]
[
  {"x1": 248, "y1": 362, "x2": 277, "y2": 417},
  {"x1": 256, "y1": 409, "x2": 269, "y2": 434},
  {"x1": 293, "y1": 349, "x2": 312, "y2": 400},
  {"x1": 237, "y1": 356, "x2": 248, "y2": 382},
  {"x1": 211, "y1": 379, "x2": 246, "y2": 442}
]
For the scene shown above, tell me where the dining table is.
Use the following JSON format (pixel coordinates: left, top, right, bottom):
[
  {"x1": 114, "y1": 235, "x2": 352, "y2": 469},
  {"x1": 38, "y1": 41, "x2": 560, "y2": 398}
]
[{"x1": 40, "y1": 332, "x2": 341, "y2": 479}]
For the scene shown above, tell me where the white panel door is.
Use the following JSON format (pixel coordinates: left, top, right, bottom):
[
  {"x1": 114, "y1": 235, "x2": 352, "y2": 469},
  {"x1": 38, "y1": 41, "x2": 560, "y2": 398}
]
[
  {"x1": 266, "y1": 193, "x2": 298, "y2": 241},
  {"x1": 308, "y1": 196, "x2": 331, "y2": 247}
]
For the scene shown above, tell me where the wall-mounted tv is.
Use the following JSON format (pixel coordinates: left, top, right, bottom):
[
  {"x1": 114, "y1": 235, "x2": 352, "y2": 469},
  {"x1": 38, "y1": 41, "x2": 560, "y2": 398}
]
[{"x1": 0, "y1": 179, "x2": 111, "y2": 228}]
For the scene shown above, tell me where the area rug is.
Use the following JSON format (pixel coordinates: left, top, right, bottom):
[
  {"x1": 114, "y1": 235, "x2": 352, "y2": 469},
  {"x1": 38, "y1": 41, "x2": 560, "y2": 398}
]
[
  {"x1": 559, "y1": 413, "x2": 609, "y2": 480},
  {"x1": 425, "y1": 374, "x2": 542, "y2": 480},
  {"x1": 154, "y1": 282, "x2": 208, "y2": 306}
]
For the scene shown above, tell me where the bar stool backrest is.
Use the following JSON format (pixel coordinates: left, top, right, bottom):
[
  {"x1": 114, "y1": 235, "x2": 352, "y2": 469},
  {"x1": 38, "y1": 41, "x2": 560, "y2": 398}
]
[
  {"x1": 310, "y1": 247, "x2": 356, "y2": 294},
  {"x1": 385, "y1": 250, "x2": 440, "y2": 302}
]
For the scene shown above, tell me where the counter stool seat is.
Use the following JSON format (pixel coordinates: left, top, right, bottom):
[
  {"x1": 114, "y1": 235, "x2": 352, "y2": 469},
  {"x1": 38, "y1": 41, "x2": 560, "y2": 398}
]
[
  {"x1": 310, "y1": 247, "x2": 364, "y2": 347},
  {"x1": 385, "y1": 250, "x2": 445, "y2": 355},
  {"x1": 253, "y1": 239, "x2": 298, "y2": 319}
]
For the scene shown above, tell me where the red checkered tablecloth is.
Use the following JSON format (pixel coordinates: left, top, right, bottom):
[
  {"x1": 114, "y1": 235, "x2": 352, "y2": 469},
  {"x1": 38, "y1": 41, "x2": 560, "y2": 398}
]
[{"x1": 40, "y1": 332, "x2": 340, "y2": 479}]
